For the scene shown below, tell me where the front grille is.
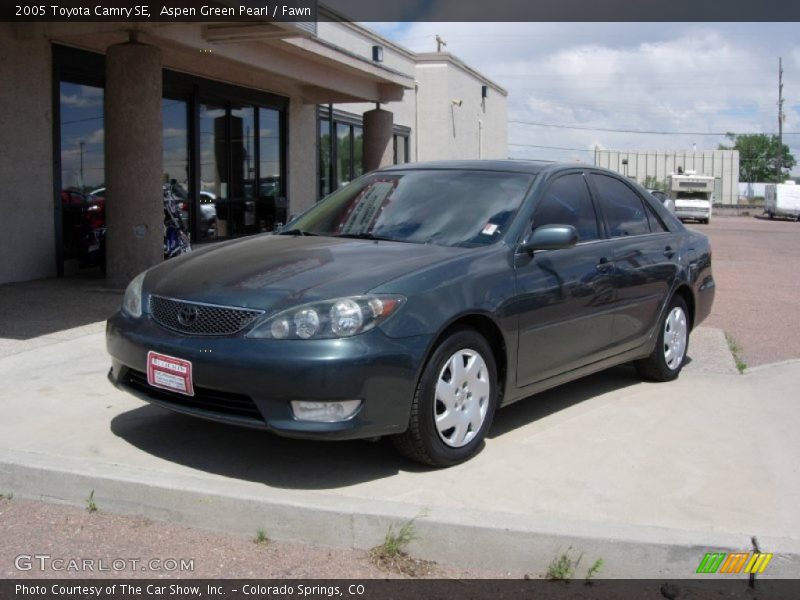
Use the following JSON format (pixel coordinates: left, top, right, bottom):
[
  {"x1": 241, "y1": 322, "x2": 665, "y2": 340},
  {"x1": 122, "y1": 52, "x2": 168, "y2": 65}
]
[
  {"x1": 150, "y1": 295, "x2": 264, "y2": 336},
  {"x1": 124, "y1": 368, "x2": 264, "y2": 422}
]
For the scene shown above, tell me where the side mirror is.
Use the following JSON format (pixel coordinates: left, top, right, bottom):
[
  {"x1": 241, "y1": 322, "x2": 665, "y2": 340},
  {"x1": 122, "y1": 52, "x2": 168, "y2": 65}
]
[{"x1": 518, "y1": 224, "x2": 578, "y2": 253}]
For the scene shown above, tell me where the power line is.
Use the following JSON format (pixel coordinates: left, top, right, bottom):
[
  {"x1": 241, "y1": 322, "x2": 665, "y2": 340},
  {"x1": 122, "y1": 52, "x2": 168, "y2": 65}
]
[
  {"x1": 509, "y1": 119, "x2": 800, "y2": 136},
  {"x1": 509, "y1": 143, "x2": 592, "y2": 152}
]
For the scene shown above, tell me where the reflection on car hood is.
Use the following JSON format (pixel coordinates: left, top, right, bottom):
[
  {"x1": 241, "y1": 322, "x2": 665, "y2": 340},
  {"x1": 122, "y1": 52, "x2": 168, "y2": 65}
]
[{"x1": 144, "y1": 234, "x2": 467, "y2": 312}]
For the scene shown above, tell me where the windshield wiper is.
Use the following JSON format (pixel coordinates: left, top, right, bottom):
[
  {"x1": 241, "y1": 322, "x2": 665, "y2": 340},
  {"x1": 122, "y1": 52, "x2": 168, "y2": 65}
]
[
  {"x1": 278, "y1": 229, "x2": 319, "y2": 236},
  {"x1": 336, "y1": 232, "x2": 402, "y2": 242}
]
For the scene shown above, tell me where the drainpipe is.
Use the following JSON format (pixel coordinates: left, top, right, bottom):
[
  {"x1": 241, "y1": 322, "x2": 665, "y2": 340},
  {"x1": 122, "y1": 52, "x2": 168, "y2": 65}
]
[{"x1": 478, "y1": 119, "x2": 483, "y2": 159}]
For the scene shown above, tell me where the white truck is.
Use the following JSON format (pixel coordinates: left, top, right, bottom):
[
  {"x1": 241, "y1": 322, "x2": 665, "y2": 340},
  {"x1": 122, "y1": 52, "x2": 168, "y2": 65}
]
[
  {"x1": 765, "y1": 182, "x2": 800, "y2": 221},
  {"x1": 667, "y1": 171, "x2": 715, "y2": 224}
]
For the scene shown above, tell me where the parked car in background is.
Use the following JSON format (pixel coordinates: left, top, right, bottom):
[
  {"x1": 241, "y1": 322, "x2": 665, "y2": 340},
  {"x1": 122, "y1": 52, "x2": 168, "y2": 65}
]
[{"x1": 107, "y1": 161, "x2": 715, "y2": 467}]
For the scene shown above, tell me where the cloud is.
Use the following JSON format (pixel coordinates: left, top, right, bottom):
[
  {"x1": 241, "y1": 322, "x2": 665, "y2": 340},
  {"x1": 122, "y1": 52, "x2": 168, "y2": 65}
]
[{"x1": 373, "y1": 22, "x2": 800, "y2": 172}]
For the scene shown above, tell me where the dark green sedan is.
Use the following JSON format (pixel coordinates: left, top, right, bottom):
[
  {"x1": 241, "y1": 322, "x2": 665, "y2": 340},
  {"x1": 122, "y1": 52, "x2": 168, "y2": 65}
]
[{"x1": 107, "y1": 161, "x2": 715, "y2": 467}]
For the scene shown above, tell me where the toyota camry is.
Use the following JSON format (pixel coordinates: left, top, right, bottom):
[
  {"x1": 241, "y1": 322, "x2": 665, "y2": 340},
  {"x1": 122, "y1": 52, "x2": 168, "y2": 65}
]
[{"x1": 106, "y1": 161, "x2": 715, "y2": 467}]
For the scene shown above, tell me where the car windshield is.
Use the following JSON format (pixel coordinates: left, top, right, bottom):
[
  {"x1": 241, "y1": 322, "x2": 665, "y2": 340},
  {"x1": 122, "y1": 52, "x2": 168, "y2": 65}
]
[{"x1": 286, "y1": 169, "x2": 533, "y2": 247}]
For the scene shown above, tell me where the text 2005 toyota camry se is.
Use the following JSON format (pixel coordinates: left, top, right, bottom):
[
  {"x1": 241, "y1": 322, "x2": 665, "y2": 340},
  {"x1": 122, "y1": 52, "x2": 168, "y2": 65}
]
[{"x1": 107, "y1": 161, "x2": 714, "y2": 467}]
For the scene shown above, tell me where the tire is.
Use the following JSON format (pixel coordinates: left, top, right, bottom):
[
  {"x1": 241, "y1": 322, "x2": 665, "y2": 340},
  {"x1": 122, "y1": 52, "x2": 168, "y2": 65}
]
[
  {"x1": 392, "y1": 328, "x2": 498, "y2": 467},
  {"x1": 635, "y1": 295, "x2": 690, "y2": 382}
]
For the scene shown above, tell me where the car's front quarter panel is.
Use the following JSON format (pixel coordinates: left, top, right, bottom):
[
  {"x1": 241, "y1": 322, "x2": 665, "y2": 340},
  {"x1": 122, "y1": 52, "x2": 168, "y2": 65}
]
[{"x1": 372, "y1": 246, "x2": 519, "y2": 394}]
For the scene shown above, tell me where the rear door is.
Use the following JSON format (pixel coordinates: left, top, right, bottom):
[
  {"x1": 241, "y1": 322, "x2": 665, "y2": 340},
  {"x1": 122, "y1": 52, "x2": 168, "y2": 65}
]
[
  {"x1": 515, "y1": 172, "x2": 617, "y2": 387},
  {"x1": 588, "y1": 173, "x2": 680, "y2": 352}
]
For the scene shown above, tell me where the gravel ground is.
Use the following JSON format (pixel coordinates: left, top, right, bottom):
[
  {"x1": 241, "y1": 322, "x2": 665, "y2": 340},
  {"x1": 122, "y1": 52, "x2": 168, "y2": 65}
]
[
  {"x1": 691, "y1": 215, "x2": 800, "y2": 367},
  {"x1": 0, "y1": 498, "x2": 519, "y2": 580}
]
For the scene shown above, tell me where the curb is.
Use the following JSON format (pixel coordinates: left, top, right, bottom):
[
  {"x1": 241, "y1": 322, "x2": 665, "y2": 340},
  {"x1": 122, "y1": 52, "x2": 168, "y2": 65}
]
[{"x1": 2, "y1": 452, "x2": 799, "y2": 579}]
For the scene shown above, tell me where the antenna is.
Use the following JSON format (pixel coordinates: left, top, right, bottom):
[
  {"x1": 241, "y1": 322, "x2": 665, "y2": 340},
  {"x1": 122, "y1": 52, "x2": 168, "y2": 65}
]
[{"x1": 436, "y1": 35, "x2": 447, "y2": 53}]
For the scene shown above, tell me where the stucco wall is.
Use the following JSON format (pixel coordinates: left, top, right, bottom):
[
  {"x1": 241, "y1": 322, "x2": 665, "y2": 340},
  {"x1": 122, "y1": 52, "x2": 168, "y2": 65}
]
[
  {"x1": 287, "y1": 97, "x2": 319, "y2": 215},
  {"x1": 0, "y1": 25, "x2": 55, "y2": 284},
  {"x1": 415, "y1": 57, "x2": 508, "y2": 162}
]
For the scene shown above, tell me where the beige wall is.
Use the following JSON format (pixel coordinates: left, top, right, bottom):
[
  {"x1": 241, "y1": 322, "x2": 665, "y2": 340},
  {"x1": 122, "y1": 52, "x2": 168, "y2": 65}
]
[
  {"x1": 415, "y1": 56, "x2": 507, "y2": 162},
  {"x1": 0, "y1": 24, "x2": 55, "y2": 284}
]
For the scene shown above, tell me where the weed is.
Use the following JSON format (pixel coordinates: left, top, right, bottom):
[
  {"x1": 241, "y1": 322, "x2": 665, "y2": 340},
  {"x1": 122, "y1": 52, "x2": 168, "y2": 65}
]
[
  {"x1": 86, "y1": 490, "x2": 98, "y2": 513},
  {"x1": 254, "y1": 529, "x2": 269, "y2": 545},
  {"x1": 725, "y1": 332, "x2": 747, "y2": 374},
  {"x1": 368, "y1": 516, "x2": 435, "y2": 577},
  {"x1": 546, "y1": 553, "x2": 575, "y2": 581},
  {"x1": 585, "y1": 558, "x2": 604, "y2": 583}
]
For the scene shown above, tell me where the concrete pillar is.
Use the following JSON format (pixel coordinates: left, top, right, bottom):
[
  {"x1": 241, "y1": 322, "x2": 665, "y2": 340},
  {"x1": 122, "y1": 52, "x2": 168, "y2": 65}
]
[
  {"x1": 362, "y1": 108, "x2": 393, "y2": 172},
  {"x1": 105, "y1": 36, "x2": 163, "y2": 288}
]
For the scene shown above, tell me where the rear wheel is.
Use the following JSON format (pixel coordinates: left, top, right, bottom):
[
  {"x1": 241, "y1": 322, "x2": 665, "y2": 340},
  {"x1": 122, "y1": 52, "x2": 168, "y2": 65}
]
[
  {"x1": 392, "y1": 328, "x2": 498, "y2": 467},
  {"x1": 635, "y1": 295, "x2": 690, "y2": 382}
]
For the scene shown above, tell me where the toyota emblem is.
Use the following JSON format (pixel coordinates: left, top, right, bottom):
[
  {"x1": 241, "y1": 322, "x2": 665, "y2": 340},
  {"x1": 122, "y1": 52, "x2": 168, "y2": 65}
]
[{"x1": 176, "y1": 305, "x2": 200, "y2": 327}]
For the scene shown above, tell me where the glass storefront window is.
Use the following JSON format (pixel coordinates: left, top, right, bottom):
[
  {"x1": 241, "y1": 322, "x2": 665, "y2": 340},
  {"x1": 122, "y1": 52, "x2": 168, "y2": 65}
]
[
  {"x1": 230, "y1": 103, "x2": 256, "y2": 236},
  {"x1": 59, "y1": 81, "x2": 104, "y2": 262},
  {"x1": 394, "y1": 134, "x2": 408, "y2": 165},
  {"x1": 162, "y1": 99, "x2": 190, "y2": 232},
  {"x1": 352, "y1": 126, "x2": 364, "y2": 179},
  {"x1": 319, "y1": 118, "x2": 331, "y2": 198},
  {"x1": 259, "y1": 107, "x2": 285, "y2": 230},
  {"x1": 336, "y1": 122, "x2": 352, "y2": 188},
  {"x1": 199, "y1": 102, "x2": 228, "y2": 240}
]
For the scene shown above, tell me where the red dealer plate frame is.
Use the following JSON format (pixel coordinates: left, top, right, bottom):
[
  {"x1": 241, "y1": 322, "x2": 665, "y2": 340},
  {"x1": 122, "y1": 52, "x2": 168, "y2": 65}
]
[{"x1": 146, "y1": 351, "x2": 195, "y2": 397}]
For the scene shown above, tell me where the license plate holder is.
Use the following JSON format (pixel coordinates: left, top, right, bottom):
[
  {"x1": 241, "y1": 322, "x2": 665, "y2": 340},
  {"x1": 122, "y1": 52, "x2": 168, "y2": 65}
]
[{"x1": 146, "y1": 351, "x2": 194, "y2": 397}]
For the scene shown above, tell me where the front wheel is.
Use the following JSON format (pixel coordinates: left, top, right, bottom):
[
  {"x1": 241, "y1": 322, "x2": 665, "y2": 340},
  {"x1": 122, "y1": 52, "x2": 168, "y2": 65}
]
[
  {"x1": 635, "y1": 295, "x2": 690, "y2": 382},
  {"x1": 392, "y1": 328, "x2": 498, "y2": 467}
]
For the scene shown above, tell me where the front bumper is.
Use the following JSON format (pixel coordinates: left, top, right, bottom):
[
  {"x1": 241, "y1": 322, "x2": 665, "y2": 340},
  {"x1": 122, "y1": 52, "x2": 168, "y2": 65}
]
[
  {"x1": 106, "y1": 311, "x2": 430, "y2": 440},
  {"x1": 675, "y1": 208, "x2": 711, "y2": 220}
]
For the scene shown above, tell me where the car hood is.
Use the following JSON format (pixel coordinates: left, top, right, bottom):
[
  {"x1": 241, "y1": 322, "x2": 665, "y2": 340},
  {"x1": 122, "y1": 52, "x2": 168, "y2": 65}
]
[{"x1": 144, "y1": 234, "x2": 467, "y2": 312}]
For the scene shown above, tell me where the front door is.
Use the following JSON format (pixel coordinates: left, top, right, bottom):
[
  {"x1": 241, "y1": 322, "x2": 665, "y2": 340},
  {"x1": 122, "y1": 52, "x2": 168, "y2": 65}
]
[{"x1": 515, "y1": 173, "x2": 616, "y2": 387}]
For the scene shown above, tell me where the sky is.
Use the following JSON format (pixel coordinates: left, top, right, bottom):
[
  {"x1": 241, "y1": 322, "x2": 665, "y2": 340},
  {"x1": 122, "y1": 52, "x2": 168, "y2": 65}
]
[{"x1": 370, "y1": 22, "x2": 800, "y2": 175}]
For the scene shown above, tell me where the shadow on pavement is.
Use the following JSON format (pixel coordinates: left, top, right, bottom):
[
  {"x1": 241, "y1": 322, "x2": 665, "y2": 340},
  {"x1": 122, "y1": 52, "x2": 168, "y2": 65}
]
[
  {"x1": 490, "y1": 364, "x2": 643, "y2": 438},
  {"x1": 111, "y1": 365, "x2": 644, "y2": 489},
  {"x1": 0, "y1": 274, "x2": 121, "y2": 340},
  {"x1": 110, "y1": 406, "x2": 414, "y2": 489}
]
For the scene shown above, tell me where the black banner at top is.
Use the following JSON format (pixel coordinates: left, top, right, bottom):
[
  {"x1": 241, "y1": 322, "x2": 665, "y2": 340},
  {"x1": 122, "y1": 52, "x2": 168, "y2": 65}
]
[{"x1": 3, "y1": 0, "x2": 800, "y2": 22}]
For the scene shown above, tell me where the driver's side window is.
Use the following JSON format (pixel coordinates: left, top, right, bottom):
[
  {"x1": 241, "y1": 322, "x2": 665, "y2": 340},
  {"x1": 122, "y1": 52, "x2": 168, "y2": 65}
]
[{"x1": 533, "y1": 174, "x2": 600, "y2": 242}]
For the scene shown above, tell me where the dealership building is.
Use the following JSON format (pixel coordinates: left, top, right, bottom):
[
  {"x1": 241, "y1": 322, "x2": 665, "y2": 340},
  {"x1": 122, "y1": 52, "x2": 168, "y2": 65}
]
[{"x1": 0, "y1": 13, "x2": 507, "y2": 286}]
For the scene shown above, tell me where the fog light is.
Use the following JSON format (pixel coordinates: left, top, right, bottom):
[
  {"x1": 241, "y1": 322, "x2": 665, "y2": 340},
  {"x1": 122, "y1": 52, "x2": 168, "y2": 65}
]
[{"x1": 290, "y1": 400, "x2": 362, "y2": 422}]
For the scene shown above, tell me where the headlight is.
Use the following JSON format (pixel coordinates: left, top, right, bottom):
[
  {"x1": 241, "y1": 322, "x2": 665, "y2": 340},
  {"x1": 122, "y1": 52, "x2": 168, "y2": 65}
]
[
  {"x1": 247, "y1": 295, "x2": 405, "y2": 340},
  {"x1": 121, "y1": 271, "x2": 146, "y2": 318}
]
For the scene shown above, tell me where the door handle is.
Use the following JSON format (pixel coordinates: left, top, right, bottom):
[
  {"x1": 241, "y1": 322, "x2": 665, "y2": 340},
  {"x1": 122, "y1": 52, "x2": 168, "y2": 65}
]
[
  {"x1": 663, "y1": 246, "x2": 675, "y2": 259},
  {"x1": 596, "y1": 257, "x2": 613, "y2": 273}
]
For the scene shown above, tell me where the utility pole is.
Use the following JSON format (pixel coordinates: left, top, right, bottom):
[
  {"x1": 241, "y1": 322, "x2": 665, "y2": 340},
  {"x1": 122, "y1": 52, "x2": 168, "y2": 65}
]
[
  {"x1": 777, "y1": 57, "x2": 784, "y2": 182},
  {"x1": 79, "y1": 141, "x2": 85, "y2": 191}
]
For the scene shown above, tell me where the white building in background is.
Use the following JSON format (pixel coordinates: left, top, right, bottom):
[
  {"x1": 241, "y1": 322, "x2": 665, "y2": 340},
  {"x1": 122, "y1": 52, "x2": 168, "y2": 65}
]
[{"x1": 594, "y1": 149, "x2": 740, "y2": 205}]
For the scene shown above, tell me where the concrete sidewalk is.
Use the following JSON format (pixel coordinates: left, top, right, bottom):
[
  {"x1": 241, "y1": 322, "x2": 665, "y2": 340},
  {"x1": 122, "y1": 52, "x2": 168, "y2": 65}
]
[
  {"x1": 0, "y1": 279, "x2": 800, "y2": 577},
  {"x1": 0, "y1": 313, "x2": 798, "y2": 578}
]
